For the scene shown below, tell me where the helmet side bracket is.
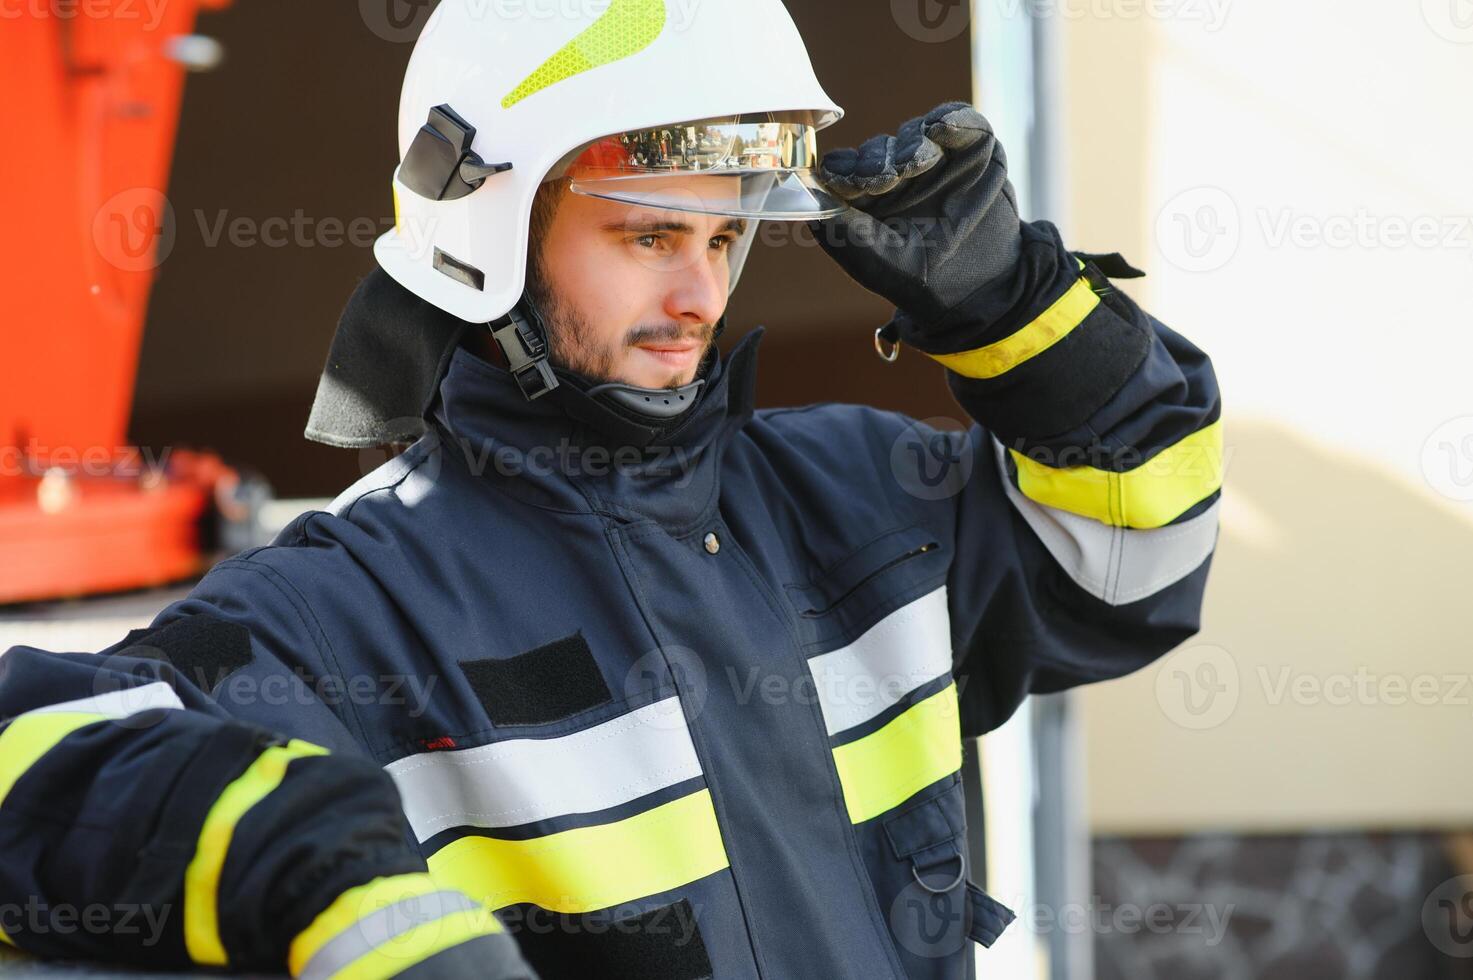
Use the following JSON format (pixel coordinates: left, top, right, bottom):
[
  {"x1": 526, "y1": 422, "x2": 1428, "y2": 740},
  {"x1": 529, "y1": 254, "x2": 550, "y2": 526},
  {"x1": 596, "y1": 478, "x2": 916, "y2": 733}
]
[{"x1": 399, "y1": 104, "x2": 513, "y2": 203}]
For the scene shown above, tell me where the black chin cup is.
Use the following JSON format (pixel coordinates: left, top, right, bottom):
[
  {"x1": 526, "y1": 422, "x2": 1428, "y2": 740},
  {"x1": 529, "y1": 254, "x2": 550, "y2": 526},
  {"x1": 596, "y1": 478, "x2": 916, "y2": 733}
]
[
  {"x1": 582, "y1": 315, "x2": 727, "y2": 419},
  {"x1": 584, "y1": 378, "x2": 706, "y2": 419}
]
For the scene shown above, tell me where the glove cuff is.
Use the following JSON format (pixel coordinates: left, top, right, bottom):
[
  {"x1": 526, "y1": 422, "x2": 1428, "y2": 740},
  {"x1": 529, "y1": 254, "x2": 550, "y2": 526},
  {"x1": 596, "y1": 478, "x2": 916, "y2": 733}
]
[{"x1": 894, "y1": 222, "x2": 1155, "y2": 441}]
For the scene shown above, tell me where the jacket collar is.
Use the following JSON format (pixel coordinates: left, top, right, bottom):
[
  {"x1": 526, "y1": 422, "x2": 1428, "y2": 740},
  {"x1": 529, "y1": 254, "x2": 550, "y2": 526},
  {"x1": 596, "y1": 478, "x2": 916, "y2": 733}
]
[{"x1": 429, "y1": 326, "x2": 765, "y2": 532}]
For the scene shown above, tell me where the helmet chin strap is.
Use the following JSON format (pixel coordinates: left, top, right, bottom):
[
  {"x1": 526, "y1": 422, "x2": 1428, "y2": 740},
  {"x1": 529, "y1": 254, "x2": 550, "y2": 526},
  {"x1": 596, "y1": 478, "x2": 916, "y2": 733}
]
[
  {"x1": 486, "y1": 293, "x2": 725, "y2": 422},
  {"x1": 487, "y1": 296, "x2": 559, "y2": 401}
]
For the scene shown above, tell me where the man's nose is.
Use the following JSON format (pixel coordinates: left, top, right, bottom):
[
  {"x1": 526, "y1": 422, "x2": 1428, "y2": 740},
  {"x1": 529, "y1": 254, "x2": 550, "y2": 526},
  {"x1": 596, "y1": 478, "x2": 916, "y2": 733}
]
[{"x1": 662, "y1": 248, "x2": 728, "y2": 327}]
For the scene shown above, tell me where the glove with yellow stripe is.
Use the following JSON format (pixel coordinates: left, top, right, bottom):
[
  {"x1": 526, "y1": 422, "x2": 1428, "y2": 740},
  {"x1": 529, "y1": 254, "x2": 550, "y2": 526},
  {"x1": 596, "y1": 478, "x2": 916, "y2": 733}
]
[
  {"x1": 814, "y1": 102, "x2": 1154, "y2": 444},
  {"x1": 0, "y1": 646, "x2": 538, "y2": 979}
]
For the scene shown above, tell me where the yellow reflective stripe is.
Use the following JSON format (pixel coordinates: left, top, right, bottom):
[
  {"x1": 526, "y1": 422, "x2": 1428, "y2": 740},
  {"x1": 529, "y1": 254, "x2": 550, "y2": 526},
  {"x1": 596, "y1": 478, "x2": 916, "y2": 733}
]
[
  {"x1": 928, "y1": 273, "x2": 1099, "y2": 380},
  {"x1": 288, "y1": 873, "x2": 449, "y2": 978},
  {"x1": 502, "y1": 0, "x2": 667, "y2": 109},
  {"x1": 0, "y1": 711, "x2": 111, "y2": 951},
  {"x1": 0, "y1": 711, "x2": 109, "y2": 807},
  {"x1": 832, "y1": 684, "x2": 962, "y2": 824},
  {"x1": 185, "y1": 739, "x2": 330, "y2": 967},
  {"x1": 1009, "y1": 419, "x2": 1224, "y2": 529},
  {"x1": 325, "y1": 907, "x2": 499, "y2": 980},
  {"x1": 426, "y1": 789, "x2": 728, "y2": 914}
]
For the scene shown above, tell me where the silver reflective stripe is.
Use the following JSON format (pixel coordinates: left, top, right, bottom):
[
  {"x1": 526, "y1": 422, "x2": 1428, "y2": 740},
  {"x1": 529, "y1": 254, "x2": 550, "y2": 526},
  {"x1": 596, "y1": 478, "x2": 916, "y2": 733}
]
[
  {"x1": 994, "y1": 437, "x2": 1220, "y2": 606},
  {"x1": 298, "y1": 890, "x2": 478, "y2": 980},
  {"x1": 805, "y1": 586, "x2": 953, "y2": 737},
  {"x1": 30, "y1": 681, "x2": 183, "y2": 718},
  {"x1": 385, "y1": 696, "x2": 702, "y2": 843}
]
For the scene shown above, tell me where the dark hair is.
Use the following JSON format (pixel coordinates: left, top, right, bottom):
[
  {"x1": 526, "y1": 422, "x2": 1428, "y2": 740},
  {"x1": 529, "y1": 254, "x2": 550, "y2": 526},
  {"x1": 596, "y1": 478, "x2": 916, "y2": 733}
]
[{"x1": 524, "y1": 178, "x2": 567, "y2": 306}]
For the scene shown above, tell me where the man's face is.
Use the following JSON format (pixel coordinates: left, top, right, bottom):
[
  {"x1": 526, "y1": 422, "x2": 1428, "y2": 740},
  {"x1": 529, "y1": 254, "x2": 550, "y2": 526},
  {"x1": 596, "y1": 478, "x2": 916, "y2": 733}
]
[{"x1": 530, "y1": 175, "x2": 748, "y2": 390}]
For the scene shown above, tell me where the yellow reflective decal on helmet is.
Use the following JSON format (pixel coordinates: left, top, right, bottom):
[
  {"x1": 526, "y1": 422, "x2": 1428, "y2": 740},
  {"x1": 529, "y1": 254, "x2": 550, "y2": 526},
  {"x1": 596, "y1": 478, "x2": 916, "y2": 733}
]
[{"x1": 502, "y1": 0, "x2": 667, "y2": 109}]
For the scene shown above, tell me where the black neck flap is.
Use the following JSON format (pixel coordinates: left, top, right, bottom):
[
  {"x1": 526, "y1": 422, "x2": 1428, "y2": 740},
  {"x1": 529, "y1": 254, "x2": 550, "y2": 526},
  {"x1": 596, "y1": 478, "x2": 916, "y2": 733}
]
[
  {"x1": 306, "y1": 267, "x2": 723, "y2": 450},
  {"x1": 305, "y1": 268, "x2": 471, "y2": 449}
]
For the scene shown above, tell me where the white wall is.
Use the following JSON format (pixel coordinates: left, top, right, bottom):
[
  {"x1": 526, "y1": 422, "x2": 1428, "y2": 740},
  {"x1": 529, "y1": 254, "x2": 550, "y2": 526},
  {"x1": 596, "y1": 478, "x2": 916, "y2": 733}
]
[{"x1": 1051, "y1": 0, "x2": 1473, "y2": 833}]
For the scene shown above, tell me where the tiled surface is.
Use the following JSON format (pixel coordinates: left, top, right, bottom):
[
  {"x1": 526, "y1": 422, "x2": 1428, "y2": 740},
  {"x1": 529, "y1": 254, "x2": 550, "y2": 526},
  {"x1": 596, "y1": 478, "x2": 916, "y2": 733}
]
[{"x1": 1093, "y1": 832, "x2": 1473, "y2": 980}]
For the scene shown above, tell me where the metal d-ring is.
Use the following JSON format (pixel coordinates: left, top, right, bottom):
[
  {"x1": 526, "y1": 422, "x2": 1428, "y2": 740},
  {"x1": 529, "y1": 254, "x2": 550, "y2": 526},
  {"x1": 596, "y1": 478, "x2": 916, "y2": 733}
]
[
  {"x1": 874, "y1": 325, "x2": 900, "y2": 363},
  {"x1": 911, "y1": 845, "x2": 966, "y2": 894}
]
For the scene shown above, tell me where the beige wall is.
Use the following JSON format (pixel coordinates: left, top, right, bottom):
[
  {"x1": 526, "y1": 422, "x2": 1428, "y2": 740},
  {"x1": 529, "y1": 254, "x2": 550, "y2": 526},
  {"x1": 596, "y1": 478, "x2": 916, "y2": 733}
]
[{"x1": 1054, "y1": 0, "x2": 1473, "y2": 833}]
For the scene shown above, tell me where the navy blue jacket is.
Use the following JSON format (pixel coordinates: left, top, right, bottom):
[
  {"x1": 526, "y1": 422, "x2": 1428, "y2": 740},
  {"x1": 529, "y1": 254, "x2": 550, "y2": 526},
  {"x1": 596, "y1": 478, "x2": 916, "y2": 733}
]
[{"x1": 0, "y1": 220, "x2": 1221, "y2": 979}]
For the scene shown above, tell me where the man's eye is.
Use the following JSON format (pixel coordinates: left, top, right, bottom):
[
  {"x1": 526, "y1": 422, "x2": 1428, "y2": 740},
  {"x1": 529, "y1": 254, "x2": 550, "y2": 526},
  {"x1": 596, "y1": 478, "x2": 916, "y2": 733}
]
[
  {"x1": 634, "y1": 234, "x2": 661, "y2": 248},
  {"x1": 711, "y1": 236, "x2": 736, "y2": 251}
]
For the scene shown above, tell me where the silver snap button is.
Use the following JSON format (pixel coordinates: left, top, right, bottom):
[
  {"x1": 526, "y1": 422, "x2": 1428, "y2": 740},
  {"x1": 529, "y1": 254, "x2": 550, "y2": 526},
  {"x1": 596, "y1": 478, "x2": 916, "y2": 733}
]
[{"x1": 703, "y1": 532, "x2": 720, "y2": 555}]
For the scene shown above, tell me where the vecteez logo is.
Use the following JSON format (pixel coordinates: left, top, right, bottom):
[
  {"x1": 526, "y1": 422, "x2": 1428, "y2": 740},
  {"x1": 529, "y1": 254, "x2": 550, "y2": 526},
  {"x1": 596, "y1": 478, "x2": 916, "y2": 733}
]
[
  {"x1": 1155, "y1": 186, "x2": 1241, "y2": 273},
  {"x1": 1421, "y1": 415, "x2": 1473, "y2": 503},
  {"x1": 1424, "y1": 876, "x2": 1473, "y2": 957},
  {"x1": 360, "y1": 0, "x2": 441, "y2": 43},
  {"x1": 92, "y1": 188, "x2": 176, "y2": 273},
  {"x1": 1154, "y1": 643, "x2": 1239, "y2": 730},
  {"x1": 1422, "y1": 0, "x2": 1473, "y2": 43},
  {"x1": 890, "y1": 417, "x2": 975, "y2": 502},
  {"x1": 891, "y1": 0, "x2": 971, "y2": 43},
  {"x1": 361, "y1": 0, "x2": 706, "y2": 46}
]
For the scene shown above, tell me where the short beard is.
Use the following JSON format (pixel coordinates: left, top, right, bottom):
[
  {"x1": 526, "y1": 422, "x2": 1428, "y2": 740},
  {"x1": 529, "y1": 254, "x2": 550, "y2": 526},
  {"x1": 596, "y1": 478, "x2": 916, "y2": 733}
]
[
  {"x1": 527, "y1": 273, "x2": 716, "y2": 391},
  {"x1": 533, "y1": 285, "x2": 619, "y2": 383}
]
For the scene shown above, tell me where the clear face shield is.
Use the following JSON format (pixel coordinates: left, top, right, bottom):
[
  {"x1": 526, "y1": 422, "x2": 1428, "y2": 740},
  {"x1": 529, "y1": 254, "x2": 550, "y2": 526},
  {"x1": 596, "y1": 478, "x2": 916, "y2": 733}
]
[
  {"x1": 542, "y1": 113, "x2": 844, "y2": 295},
  {"x1": 547, "y1": 113, "x2": 846, "y2": 220}
]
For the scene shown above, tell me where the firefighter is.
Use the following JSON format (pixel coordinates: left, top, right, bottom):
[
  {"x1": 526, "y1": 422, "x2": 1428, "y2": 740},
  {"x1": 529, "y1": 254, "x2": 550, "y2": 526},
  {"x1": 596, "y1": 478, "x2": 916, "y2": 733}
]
[{"x1": 0, "y1": 1, "x2": 1221, "y2": 976}]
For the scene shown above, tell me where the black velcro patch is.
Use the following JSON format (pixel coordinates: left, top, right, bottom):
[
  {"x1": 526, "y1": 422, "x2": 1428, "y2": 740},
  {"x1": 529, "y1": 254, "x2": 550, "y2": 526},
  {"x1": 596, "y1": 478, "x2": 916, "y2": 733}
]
[
  {"x1": 121, "y1": 614, "x2": 255, "y2": 695},
  {"x1": 508, "y1": 899, "x2": 712, "y2": 980},
  {"x1": 460, "y1": 631, "x2": 611, "y2": 727}
]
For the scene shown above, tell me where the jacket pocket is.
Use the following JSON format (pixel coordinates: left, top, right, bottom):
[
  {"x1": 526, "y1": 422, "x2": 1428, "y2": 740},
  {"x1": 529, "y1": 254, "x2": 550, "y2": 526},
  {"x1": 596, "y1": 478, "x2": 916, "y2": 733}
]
[
  {"x1": 883, "y1": 773, "x2": 968, "y2": 895},
  {"x1": 785, "y1": 524, "x2": 941, "y2": 619},
  {"x1": 882, "y1": 775, "x2": 1016, "y2": 950}
]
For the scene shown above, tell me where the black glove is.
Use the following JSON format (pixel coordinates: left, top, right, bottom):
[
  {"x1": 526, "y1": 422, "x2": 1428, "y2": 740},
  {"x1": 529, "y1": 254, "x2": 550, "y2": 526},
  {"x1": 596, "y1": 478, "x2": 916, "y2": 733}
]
[{"x1": 811, "y1": 102, "x2": 1023, "y2": 343}]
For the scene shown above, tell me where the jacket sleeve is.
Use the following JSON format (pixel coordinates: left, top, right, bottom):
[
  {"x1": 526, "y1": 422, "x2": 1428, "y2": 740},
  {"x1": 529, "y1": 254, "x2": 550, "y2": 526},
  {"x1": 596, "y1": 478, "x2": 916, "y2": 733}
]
[
  {"x1": 912, "y1": 219, "x2": 1223, "y2": 739},
  {"x1": 0, "y1": 560, "x2": 538, "y2": 979}
]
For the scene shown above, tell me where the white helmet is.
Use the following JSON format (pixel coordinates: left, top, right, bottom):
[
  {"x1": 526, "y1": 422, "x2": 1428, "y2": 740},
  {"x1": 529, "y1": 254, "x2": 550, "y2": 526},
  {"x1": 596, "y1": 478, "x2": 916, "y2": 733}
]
[{"x1": 375, "y1": 0, "x2": 845, "y2": 330}]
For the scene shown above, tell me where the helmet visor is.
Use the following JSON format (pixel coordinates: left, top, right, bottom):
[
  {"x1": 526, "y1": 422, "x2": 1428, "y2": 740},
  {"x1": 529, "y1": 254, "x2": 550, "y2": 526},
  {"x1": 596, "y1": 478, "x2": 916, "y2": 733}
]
[{"x1": 557, "y1": 117, "x2": 845, "y2": 220}]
